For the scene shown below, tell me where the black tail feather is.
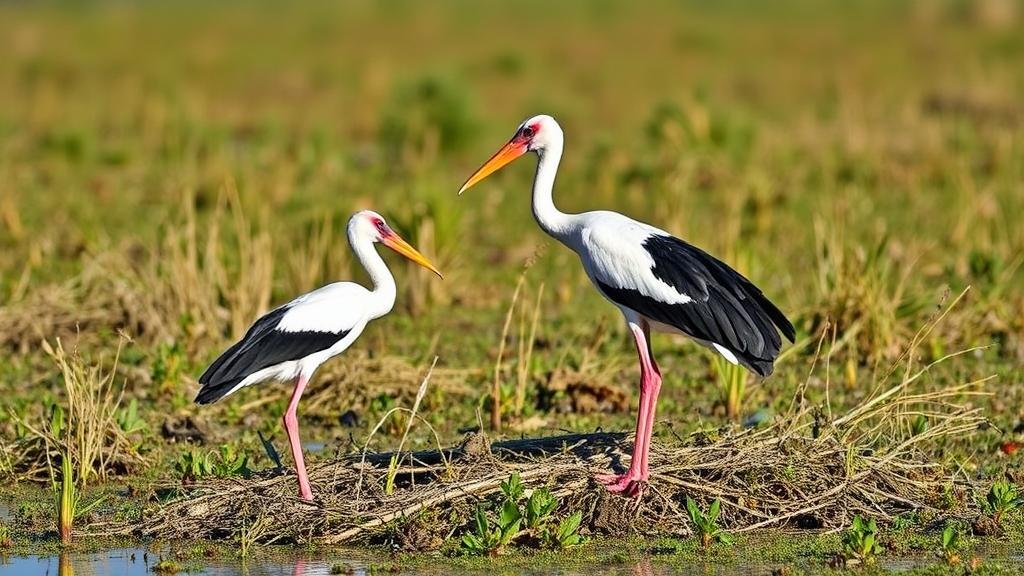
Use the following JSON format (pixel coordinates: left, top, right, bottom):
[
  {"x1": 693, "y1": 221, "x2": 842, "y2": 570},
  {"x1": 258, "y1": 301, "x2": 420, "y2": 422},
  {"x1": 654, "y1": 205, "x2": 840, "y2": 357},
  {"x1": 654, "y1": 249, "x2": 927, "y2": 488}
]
[{"x1": 194, "y1": 378, "x2": 244, "y2": 405}]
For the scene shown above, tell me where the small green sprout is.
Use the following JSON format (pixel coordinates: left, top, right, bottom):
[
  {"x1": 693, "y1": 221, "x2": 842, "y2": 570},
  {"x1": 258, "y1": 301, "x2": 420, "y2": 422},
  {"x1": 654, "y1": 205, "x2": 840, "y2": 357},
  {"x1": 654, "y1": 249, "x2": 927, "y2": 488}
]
[
  {"x1": 841, "y1": 516, "x2": 883, "y2": 565},
  {"x1": 938, "y1": 523, "x2": 965, "y2": 566},
  {"x1": 982, "y1": 480, "x2": 1022, "y2": 524},
  {"x1": 543, "y1": 511, "x2": 586, "y2": 549},
  {"x1": 460, "y1": 504, "x2": 520, "y2": 556},
  {"x1": 685, "y1": 497, "x2": 733, "y2": 548}
]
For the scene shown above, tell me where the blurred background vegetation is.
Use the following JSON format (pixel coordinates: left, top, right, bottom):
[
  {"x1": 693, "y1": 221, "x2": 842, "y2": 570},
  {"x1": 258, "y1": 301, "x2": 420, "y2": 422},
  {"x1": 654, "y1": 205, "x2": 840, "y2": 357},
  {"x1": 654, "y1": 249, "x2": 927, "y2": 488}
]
[{"x1": 0, "y1": 0, "x2": 1021, "y2": 476}]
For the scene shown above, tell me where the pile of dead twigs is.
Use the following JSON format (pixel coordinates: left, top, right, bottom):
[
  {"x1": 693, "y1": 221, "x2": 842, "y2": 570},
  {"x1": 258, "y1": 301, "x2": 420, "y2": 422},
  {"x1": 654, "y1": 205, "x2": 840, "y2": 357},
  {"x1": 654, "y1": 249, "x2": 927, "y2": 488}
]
[{"x1": 118, "y1": 374, "x2": 987, "y2": 545}]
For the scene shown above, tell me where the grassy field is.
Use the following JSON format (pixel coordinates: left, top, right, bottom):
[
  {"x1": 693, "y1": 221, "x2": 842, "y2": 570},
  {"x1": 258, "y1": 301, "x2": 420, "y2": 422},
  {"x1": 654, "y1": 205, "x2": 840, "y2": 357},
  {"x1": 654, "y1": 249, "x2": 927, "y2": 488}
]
[{"x1": 0, "y1": 0, "x2": 1022, "y2": 573}]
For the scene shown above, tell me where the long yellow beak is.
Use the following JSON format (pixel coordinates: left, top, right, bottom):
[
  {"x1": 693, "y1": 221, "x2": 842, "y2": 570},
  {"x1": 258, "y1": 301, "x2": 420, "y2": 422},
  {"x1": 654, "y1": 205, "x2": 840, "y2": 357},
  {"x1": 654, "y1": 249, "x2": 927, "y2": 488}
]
[
  {"x1": 458, "y1": 140, "x2": 528, "y2": 195},
  {"x1": 383, "y1": 233, "x2": 443, "y2": 279}
]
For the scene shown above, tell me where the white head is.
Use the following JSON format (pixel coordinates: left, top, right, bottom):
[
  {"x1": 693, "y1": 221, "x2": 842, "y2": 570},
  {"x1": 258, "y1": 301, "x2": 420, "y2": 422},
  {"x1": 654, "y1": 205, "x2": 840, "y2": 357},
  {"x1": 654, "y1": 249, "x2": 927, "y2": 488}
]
[
  {"x1": 348, "y1": 210, "x2": 442, "y2": 277},
  {"x1": 459, "y1": 114, "x2": 563, "y2": 194}
]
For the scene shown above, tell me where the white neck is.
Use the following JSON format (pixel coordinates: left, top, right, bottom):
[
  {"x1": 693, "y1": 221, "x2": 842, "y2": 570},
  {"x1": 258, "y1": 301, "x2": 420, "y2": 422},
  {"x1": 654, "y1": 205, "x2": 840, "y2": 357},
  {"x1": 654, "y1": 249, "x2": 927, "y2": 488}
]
[
  {"x1": 349, "y1": 232, "x2": 397, "y2": 317},
  {"x1": 531, "y1": 136, "x2": 573, "y2": 240}
]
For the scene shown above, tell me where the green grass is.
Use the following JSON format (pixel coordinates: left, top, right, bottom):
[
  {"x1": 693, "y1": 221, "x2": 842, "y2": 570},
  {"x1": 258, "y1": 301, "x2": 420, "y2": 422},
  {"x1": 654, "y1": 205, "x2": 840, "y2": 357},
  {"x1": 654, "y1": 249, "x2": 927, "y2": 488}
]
[{"x1": 0, "y1": 0, "x2": 1023, "y2": 571}]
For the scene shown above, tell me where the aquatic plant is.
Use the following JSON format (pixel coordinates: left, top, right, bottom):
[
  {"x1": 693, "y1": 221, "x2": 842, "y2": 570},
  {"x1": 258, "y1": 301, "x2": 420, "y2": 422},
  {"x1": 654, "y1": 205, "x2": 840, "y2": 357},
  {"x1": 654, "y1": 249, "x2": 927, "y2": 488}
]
[
  {"x1": 841, "y1": 516, "x2": 882, "y2": 566},
  {"x1": 685, "y1": 497, "x2": 733, "y2": 548},
  {"x1": 982, "y1": 480, "x2": 1022, "y2": 524},
  {"x1": 460, "y1": 472, "x2": 586, "y2": 556}
]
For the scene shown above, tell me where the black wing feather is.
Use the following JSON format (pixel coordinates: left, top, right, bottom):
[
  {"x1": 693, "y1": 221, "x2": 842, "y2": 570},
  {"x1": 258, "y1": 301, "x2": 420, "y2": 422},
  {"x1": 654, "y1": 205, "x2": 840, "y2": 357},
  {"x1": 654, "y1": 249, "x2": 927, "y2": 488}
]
[
  {"x1": 195, "y1": 305, "x2": 347, "y2": 404},
  {"x1": 598, "y1": 234, "x2": 795, "y2": 377}
]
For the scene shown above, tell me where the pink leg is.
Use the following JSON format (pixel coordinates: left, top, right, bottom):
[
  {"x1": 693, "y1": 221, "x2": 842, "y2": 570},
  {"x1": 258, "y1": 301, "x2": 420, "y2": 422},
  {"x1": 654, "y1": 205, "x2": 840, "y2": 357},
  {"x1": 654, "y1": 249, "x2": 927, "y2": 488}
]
[
  {"x1": 639, "y1": 343, "x2": 662, "y2": 475},
  {"x1": 597, "y1": 321, "x2": 662, "y2": 497},
  {"x1": 283, "y1": 374, "x2": 313, "y2": 501}
]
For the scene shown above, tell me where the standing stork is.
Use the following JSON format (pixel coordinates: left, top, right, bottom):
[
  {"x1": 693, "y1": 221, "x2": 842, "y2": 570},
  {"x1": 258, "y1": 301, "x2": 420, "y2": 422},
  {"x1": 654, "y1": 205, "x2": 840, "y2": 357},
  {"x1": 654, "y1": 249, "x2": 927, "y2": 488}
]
[
  {"x1": 195, "y1": 210, "x2": 442, "y2": 501},
  {"x1": 459, "y1": 115, "x2": 795, "y2": 496}
]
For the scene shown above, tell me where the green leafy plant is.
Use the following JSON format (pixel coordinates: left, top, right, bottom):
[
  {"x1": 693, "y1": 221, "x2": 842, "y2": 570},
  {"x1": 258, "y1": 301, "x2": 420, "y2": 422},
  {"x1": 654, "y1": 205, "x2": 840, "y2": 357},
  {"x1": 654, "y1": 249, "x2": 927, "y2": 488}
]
[
  {"x1": 524, "y1": 487, "x2": 557, "y2": 529},
  {"x1": 842, "y1": 516, "x2": 883, "y2": 565},
  {"x1": 116, "y1": 398, "x2": 147, "y2": 436},
  {"x1": 460, "y1": 472, "x2": 586, "y2": 556},
  {"x1": 213, "y1": 444, "x2": 251, "y2": 477},
  {"x1": 543, "y1": 511, "x2": 586, "y2": 549},
  {"x1": 982, "y1": 481, "x2": 1022, "y2": 524},
  {"x1": 685, "y1": 497, "x2": 733, "y2": 548},
  {"x1": 460, "y1": 503, "x2": 520, "y2": 557},
  {"x1": 175, "y1": 447, "x2": 214, "y2": 481},
  {"x1": 938, "y1": 523, "x2": 965, "y2": 566}
]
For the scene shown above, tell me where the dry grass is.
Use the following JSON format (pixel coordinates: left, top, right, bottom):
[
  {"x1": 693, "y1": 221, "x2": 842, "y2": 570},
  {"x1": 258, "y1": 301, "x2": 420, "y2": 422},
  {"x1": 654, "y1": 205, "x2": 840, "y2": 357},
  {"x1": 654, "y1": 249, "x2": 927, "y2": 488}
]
[
  {"x1": 10, "y1": 336, "x2": 145, "y2": 483},
  {"x1": 135, "y1": 184, "x2": 273, "y2": 349},
  {"x1": 0, "y1": 184, "x2": 273, "y2": 356},
  {"x1": 228, "y1": 350, "x2": 480, "y2": 423}
]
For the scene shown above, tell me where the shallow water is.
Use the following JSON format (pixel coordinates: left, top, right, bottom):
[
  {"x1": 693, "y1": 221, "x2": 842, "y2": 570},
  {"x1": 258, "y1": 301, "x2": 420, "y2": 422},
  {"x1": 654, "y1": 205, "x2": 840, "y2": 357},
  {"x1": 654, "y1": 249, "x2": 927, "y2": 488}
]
[
  {"x1": 1, "y1": 547, "x2": 1021, "y2": 576},
  {"x1": 0, "y1": 548, "x2": 367, "y2": 576}
]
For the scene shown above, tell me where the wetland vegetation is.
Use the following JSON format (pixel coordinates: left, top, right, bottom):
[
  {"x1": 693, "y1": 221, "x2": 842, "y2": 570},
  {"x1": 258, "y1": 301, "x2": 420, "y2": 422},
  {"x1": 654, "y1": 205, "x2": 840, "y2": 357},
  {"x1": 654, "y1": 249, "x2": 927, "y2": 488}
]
[{"x1": 0, "y1": 0, "x2": 1022, "y2": 574}]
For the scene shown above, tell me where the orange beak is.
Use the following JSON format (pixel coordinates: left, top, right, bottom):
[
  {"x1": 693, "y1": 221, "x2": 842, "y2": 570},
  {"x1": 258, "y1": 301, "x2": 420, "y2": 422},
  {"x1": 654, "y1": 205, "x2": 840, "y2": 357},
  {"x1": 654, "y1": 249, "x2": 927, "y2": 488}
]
[
  {"x1": 458, "y1": 139, "x2": 528, "y2": 195},
  {"x1": 383, "y1": 232, "x2": 443, "y2": 279}
]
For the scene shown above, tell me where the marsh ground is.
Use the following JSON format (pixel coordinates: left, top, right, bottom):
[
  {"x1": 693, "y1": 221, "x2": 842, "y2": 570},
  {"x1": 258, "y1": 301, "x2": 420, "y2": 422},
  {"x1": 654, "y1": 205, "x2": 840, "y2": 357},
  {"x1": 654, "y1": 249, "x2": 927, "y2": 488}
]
[{"x1": 0, "y1": 1, "x2": 1022, "y2": 573}]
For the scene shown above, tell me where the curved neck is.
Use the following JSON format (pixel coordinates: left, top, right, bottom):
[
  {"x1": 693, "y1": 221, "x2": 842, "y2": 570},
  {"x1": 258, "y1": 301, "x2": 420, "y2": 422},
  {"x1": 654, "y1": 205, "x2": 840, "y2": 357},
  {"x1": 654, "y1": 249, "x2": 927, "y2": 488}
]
[
  {"x1": 350, "y1": 233, "x2": 396, "y2": 317},
  {"x1": 532, "y1": 141, "x2": 572, "y2": 239}
]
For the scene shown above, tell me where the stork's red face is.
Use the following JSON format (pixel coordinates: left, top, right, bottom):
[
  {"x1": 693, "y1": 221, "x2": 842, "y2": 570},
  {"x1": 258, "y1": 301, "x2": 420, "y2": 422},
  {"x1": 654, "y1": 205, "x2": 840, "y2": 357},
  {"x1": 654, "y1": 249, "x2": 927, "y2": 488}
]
[
  {"x1": 371, "y1": 215, "x2": 443, "y2": 278},
  {"x1": 458, "y1": 121, "x2": 541, "y2": 194}
]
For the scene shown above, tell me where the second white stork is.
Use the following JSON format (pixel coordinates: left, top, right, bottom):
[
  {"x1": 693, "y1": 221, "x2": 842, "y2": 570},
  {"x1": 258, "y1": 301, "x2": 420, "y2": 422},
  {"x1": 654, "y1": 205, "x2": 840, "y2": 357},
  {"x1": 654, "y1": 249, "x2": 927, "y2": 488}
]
[
  {"x1": 459, "y1": 115, "x2": 795, "y2": 496},
  {"x1": 195, "y1": 210, "x2": 442, "y2": 501}
]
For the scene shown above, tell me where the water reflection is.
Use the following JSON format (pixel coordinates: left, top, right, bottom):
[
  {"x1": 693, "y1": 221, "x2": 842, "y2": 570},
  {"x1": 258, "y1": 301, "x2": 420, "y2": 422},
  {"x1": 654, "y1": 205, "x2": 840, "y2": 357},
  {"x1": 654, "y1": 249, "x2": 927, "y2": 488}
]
[{"x1": 0, "y1": 548, "x2": 364, "y2": 576}]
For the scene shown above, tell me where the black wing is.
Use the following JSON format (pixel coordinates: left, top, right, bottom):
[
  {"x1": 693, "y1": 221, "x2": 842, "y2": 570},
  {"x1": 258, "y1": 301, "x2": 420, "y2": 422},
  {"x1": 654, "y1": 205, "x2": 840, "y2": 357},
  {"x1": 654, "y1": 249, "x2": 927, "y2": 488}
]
[
  {"x1": 195, "y1": 305, "x2": 347, "y2": 404},
  {"x1": 597, "y1": 234, "x2": 795, "y2": 377}
]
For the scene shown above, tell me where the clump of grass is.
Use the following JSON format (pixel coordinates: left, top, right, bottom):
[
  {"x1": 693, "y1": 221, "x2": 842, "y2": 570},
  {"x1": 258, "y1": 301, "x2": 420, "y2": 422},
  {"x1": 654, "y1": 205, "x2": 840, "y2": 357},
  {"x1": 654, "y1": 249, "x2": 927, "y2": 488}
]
[
  {"x1": 488, "y1": 272, "x2": 546, "y2": 431},
  {"x1": 354, "y1": 358, "x2": 448, "y2": 500},
  {"x1": 490, "y1": 275, "x2": 525, "y2": 431},
  {"x1": 10, "y1": 336, "x2": 144, "y2": 484},
  {"x1": 810, "y1": 221, "x2": 922, "y2": 362},
  {"x1": 36, "y1": 337, "x2": 137, "y2": 543},
  {"x1": 138, "y1": 184, "x2": 273, "y2": 351},
  {"x1": 175, "y1": 444, "x2": 252, "y2": 483},
  {"x1": 712, "y1": 354, "x2": 748, "y2": 421}
]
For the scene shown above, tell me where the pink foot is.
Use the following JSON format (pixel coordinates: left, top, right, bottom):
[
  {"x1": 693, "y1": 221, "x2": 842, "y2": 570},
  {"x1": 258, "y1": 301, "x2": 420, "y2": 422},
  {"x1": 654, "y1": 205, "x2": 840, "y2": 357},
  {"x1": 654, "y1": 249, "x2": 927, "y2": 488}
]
[{"x1": 596, "y1": 472, "x2": 646, "y2": 497}]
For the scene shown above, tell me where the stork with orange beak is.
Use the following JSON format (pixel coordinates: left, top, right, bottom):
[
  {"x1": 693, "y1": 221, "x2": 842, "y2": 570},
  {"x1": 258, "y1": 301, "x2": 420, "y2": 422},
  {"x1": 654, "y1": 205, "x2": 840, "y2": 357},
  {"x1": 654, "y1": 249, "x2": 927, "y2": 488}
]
[
  {"x1": 195, "y1": 210, "x2": 442, "y2": 501},
  {"x1": 460, "y1": 115, "x2": 794, "y2": 496}
]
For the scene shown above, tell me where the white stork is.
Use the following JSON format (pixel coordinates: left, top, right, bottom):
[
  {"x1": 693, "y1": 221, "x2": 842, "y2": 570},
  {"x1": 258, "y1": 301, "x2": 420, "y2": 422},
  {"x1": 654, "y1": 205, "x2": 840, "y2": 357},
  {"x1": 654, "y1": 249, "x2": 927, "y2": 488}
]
[
  {"x1": 195, "y1": 210, "x2": 442, "y2": 501},
  {"x1": 460, "y1": 115, "x2": 795, "y2": 496}
]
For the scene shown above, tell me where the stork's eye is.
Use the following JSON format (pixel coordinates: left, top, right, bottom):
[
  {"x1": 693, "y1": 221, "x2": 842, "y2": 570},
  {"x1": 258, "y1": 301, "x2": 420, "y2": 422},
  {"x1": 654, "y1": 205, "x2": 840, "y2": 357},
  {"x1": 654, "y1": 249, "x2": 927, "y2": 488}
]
[
  {"x1": 522, "y1": 126, "x2": 534, "y2": 138},
  {"x1": 374, "y1": 219, "x2": 387, "y2": 232}
]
